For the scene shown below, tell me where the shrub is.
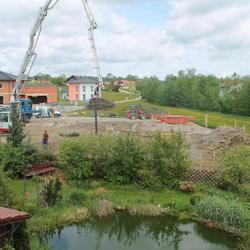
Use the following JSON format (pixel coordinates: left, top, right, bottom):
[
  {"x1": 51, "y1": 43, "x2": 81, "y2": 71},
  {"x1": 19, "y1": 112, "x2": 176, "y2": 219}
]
[
  {"x1": 137, "y1": 169, "x2": 162, "y2": 191},
  {"x1": 217, "y1": 145, "x2": 250, "y2": 192},
  {"x1": 104, "y1": 134, "x2": 145, "y2": 185},
  {"x1": 0, "y1": 143, "x2": 41, "y2": 178},
  {"x1": 41, "y1": 178, "x2": 62, "y2": 207},
  {"x1": 239, "y1": 183, "x2": 250, "y2": 201},
  {"x1": 147, "y1": 132, "x2": 190, "y2": 188},
  {"x1": 196, "y1": 196, "x2": 249, "y2": 228},
  {"x1": 0, "y1": 168, "x2": 17, "y2": 208},
  {"x1": 59, "y1": 139, "x2": 93, "y2": 181},
  {"x1": 69, "y1": 191, "x2": 87, "y2": 205},
  {"x1": 190, "y1": 192, "x2": 205, "y2": 206}
]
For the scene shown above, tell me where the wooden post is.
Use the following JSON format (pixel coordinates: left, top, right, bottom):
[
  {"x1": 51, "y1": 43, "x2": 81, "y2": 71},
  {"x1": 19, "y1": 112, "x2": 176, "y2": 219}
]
[
  {"x1": 205, "y1": 114, "x2": 208, "y2": 128},
  {"x1": 200, "y1": 149, "x2": 203, "y2": 170}
]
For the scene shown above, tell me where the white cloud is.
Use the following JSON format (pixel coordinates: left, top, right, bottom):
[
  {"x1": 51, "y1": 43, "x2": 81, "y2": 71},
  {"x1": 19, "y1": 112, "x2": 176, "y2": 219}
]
[{"x1": 0, "y1": 0, "x2": 250, "y2": 78}]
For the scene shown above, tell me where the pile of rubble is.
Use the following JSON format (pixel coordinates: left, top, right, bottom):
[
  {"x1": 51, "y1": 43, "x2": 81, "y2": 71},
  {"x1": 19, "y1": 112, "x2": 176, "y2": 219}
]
[{"x1": 201, "y1": 126, "x2": 250, "y2": 154}]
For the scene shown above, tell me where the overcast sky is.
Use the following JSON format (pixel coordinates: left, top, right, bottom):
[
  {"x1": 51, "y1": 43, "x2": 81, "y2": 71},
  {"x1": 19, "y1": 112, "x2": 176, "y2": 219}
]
[{"x1": 0, "y1": 0, "x2": 250, "y2": 78}]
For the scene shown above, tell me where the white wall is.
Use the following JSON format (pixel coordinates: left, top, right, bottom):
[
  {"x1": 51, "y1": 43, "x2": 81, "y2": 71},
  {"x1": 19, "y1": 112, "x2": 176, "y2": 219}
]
[{"x1": 79, "y1": 84, "x2": 95, "y2": 101}]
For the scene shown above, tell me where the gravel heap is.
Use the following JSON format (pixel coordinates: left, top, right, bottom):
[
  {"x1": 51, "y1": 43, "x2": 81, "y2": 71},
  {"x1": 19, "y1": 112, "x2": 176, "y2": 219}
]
[{"x1": 201, "y1": 126, "x2": 250, "y2": 153}]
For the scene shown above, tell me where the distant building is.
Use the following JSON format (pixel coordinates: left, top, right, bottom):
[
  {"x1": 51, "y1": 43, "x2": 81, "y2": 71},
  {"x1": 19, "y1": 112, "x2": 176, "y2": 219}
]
[
  {"x1": 66, "y1": 75, "x2": 97, "y2": 102},
  {"x1": 0, "y1": 71, "x2": 57, "y2": 104}
]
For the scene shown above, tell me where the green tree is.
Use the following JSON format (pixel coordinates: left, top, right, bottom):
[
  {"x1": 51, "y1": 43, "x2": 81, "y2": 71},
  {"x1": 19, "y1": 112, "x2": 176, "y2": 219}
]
[
  {"x1": 217, "y1": 145, "x2": 250, "y2": 192},
  {"x1": 7, "y1": 103, "x2": 25, "y2": 147},
  {"x1": 147, "y1": 133, "x2": 190, "y2": 188}
]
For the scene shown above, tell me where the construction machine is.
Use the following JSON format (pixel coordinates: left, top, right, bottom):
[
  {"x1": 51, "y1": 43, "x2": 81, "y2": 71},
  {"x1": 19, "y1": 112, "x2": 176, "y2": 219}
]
[
  {"x1": 127, "y1": 105, "x2": 151, "y2": 120},
  {"x1": 0, "y1": 0, "x2": 103, "y2": 132}
]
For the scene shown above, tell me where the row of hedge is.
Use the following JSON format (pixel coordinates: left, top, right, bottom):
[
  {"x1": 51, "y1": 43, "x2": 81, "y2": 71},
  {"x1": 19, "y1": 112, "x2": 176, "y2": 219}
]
[{"x1": 58, "y1": 133, "x2": 190, "y2": 190}]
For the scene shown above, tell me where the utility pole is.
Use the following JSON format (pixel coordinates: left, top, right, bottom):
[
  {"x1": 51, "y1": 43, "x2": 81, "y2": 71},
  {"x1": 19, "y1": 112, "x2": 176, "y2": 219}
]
[{"x1": 94, "y1": 98, "x2": 98, "y2": 134}]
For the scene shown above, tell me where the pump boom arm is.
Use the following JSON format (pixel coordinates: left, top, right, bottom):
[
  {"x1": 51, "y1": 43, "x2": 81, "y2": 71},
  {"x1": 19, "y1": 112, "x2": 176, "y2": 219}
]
[
  {"x1": 81, "y1": 0, "x2": 104, "y2": 97},
  {"x1": 12, "y1": 0, "x2": 59, "y2": 101}
]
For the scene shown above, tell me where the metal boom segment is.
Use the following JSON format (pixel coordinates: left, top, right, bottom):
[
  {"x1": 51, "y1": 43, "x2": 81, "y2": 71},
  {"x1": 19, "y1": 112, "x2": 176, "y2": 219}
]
[
  {"x1": 81, "y1": 0, "x2": 104, "y2": 97},
  {"x1": 12, "y1": 0, "x2": 60, "y2": 101}
]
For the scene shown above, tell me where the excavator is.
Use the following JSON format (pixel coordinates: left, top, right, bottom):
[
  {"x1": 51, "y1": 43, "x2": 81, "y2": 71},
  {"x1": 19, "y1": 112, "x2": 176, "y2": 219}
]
[{"x1": 0, "y1": 0, "x2": 103, "y2": 133}]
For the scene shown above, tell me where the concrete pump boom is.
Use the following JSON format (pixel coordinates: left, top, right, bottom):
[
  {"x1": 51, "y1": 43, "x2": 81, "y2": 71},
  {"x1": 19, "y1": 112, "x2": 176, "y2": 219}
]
[
  {"x1": 81, "y1": 0, "x2": 104, "y2": 97},
  {"x1": 12, "y1": 0, "x2": 60, "y2": 101},
  {"x1": 12, "y1": 0, "x2": 103, "y2": 100}
]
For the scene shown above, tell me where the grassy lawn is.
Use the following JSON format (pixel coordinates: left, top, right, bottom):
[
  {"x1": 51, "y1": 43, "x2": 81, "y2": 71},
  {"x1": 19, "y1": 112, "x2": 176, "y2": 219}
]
[{"x1": 102, "y1": 91, "x2": 140, "y2": 102}]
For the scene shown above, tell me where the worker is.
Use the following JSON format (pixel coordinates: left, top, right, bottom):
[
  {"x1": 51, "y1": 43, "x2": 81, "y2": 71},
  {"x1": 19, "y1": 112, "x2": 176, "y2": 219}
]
[{"x1": 42, "y1": 130, "x2": 49, "y2": 149}]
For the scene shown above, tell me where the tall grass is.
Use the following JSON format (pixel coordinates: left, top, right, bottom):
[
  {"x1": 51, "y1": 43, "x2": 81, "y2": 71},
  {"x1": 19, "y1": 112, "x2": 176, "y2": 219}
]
[{"x1": 196, "y1": 196, "x2": 249, "y2": 228}]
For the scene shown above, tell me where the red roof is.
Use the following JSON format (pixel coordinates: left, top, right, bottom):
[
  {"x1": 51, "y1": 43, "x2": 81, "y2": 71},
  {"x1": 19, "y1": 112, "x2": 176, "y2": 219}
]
[{"x1": 0, "y1": 207, "x2": 29, "y2": 225}]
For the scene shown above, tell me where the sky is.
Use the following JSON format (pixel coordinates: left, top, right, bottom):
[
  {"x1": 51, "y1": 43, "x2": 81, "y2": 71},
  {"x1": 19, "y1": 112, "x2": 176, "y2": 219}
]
[{"x1": 0, "y1": 0, "x2": 250, "y2": 79}]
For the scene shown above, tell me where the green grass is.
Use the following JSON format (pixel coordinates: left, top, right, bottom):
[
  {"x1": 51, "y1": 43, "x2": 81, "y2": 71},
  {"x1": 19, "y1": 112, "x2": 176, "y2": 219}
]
[{"x1": 102, "y1": 91, "x2": 140, "y2": 102}]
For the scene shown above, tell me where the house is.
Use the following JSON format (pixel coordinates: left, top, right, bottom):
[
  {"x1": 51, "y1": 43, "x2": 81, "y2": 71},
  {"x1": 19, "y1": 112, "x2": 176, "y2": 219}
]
[
  {"x1": 61, "y1": 90, "x2": 69, "y2": 100},
  {"x1": 66, "y1": 75, "x2": 97, "y2": 102},
  {"x1": 0, "y1": 71, "x2": 57, "y2": 104},
  {"x1": 0, "y1": 71, "x2": 16, "y2": 105}
]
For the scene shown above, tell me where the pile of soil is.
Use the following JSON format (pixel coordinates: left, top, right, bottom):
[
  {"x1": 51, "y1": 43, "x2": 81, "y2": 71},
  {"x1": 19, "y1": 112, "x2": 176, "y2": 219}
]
[
  {"x1": 87, "y1": 98, "x2": 115, "y2": 110},
  {"x1": 201, "y1": 126, "x2": 250, "y2": 154}
]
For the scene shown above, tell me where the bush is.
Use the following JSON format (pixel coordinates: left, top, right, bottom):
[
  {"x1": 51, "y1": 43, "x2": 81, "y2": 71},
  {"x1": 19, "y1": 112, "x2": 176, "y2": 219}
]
[
  {"x1": 104, "y1": 134, "x2": 145, "y2": 185},
  {"x1": 217, "y1": 145, "x2": 250, "y2": 192},
  {"x1": 58, "y1": 133, "x2": 190, "y2": 190},
  {"x1": 0, "y1": 168, "x2": 18, "y2": 208},
  {"x1": 190, "y1": 192, "x2": 205, "y2": 206},
  {"x1": 137, "y1": 169, "x2": 161, "y2": 191},
  {"x1": 0, "y1": 143, "x2": 40, "y2": 178},
  {"x1": 41, "y1": 178, "x2": 62, "y2": 207},
  {"x1": 59, "y1": 139, "x2": 93, "y2": 182},
  {"x1": 69, "y1": 191, "x2": 87, "y2": 205},
  {"x1": 196, "y1": 196, "x2": 249, "y2": 228},
  {"x1": 239, "y1": 183, "x2": 250, "y2": 201},
  {"x1": 147, "y1": 133, "x2": 190, "y2": 188}
]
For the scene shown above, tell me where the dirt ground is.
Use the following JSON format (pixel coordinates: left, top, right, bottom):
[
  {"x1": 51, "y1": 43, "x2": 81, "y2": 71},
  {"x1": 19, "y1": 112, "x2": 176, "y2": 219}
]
[{"x1": 24, "y1": 116, "x2": 215, "y2": 170}]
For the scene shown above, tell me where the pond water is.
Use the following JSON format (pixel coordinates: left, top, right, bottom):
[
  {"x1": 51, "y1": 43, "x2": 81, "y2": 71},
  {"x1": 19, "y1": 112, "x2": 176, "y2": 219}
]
[{"x1": 48, "y1": 212, "x2": 238, "y2": 250}]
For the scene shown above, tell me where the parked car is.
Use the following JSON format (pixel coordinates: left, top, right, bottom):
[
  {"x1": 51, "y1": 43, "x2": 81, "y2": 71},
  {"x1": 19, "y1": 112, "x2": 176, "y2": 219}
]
[{"x1": 34, "y1": 105, "x2": 61, "y2": 118}]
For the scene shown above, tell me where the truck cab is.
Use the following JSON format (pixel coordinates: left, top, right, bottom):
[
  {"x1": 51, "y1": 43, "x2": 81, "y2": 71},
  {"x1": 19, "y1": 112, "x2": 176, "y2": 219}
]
[{"x1": 0, "y1": 108, "x2": 11, "y2": 133}]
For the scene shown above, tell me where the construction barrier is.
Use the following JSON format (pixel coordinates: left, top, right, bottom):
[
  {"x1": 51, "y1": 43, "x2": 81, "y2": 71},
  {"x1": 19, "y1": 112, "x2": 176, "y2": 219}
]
[{"x1": 151, "y1": 114, "x2": 196, "y2": 125}]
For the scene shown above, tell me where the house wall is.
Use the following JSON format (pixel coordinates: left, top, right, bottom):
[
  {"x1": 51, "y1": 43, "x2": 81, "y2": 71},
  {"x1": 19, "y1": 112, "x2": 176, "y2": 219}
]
[
  {"x1": 68, "y1": 83, "x2": 80, "y2": 101},
  {"x1": 0, "y1": 80, "x2": 15, "y2": 104},
  {"x1": 68, "y1": 83, "x2": 95, "y2": 101},
  {"x1": 0, "y1": 81, "x2": 57, "y2": 104},
  {"x1": 79, "y1": 83, "x2": 95, "y2": 101},
  {"x1": 21, "y1": 85, "x2": 57, "y2": 103}
]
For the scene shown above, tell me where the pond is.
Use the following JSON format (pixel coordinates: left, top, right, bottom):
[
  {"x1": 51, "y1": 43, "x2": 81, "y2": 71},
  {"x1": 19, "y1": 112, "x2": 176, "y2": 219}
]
[{"x1": 48, "y1": 212, "x2": 239, "y2": 250}]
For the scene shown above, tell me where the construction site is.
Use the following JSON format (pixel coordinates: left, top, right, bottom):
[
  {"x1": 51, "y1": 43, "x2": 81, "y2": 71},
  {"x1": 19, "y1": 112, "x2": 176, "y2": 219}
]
[{"x1": 17, "y1": 112, "x2": 249, "y2": 172}]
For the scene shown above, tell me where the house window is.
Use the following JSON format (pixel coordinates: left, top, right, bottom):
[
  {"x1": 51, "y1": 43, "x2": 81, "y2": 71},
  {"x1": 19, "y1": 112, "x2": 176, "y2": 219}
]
[
  {"x1": 82, "y1": 86, "x2": 86, "y2": 92},
  {"x1": 91, "y1": 94, "x2": 94, "y2": 99},
  {"x1": 91, "y1": 86, "x2": 94, "y2": 92},
  {"x1": 76, "y1": 94, "x2": 78, "y2": 100},
  {"x1": 83, "y1": 94, "x2": 86, "y2": 100},
  {"x1": 0, "y1": 84, "x2": 2, "y2": 89}
]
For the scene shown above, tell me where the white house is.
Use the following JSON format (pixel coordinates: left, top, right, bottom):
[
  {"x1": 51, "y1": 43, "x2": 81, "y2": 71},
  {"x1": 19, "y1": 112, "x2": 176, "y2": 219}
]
[{"x1": 66, "y1": 76, "x2": 97, "y2": 102}]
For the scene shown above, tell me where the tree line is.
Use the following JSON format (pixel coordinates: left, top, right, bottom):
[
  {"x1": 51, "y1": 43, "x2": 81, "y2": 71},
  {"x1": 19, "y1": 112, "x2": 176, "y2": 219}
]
[{"x1": 137, "y1": 69, "x2": 250, "y2": 116}]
